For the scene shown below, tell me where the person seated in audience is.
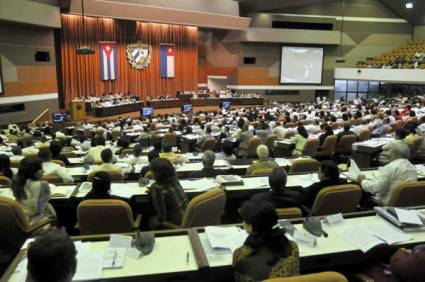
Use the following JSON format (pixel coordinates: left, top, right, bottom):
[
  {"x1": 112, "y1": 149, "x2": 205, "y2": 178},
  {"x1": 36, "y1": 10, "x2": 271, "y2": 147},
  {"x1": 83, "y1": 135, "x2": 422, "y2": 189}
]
[
  {"x1": 318, "y1": 124, "x2": 334, "y2": 146},
  {"x1": 233, "y1": 200, "x2": 299, "y2": 282},
  {"x1": 0, "y1": 136, "x2": 6, "y2": 147},
  {"x1": 356, "y1": 142, "x2": 417, "y2": 206},
  {"x1": 83, "y1": 136, "x2": 106, "y2": 164},
  {"x1": 336, "y1": 124, "x2": 356, "y2": 143},
  {"x1": 38, "y1": 148, "x2": 74, "y2": 183},
  {"x1": 378, "y1": 128, "x2": 410, "y2": 165},
  {"x1": 123, "y1": 144, "x2": 147, "y2": 165},
  {"x1": 49, "y1": 140, "x2": 71, "y2": 166},
  {"x1": 85, "y1": 171, "x2": 114, "y2": 200},
  {"x1": 271, "y1": 122, "x2": 288, "y2": 141},
  {"x1": 414, "y1": 123, "x2": 425, "y2": 161},
  {"x1": 188, "y1": 150, "x2": 221, "y2": 178},
  {"x1": 11, "y1": 156, "x2": 56, "y2": 224},
  {"x1": 91, "y1": 148, "x2": 123, "y2": 175},
  {"x1": 404, "y1": 121, "x2": 419, "y2": 145},
  {"x1": 12, "y1": 145, "x2": 22, "y2": 156},
  {"x1": 159, "y1": 143, "x2": 185, "y2": 164},
  {"x1": 289, "y1": 125, "x2": 308, "y2": 157},
  {"x1": 35, "y1": 135, "x2": 50, "y2": 149},
  {"x1": 140, "y1": 150, "x2": 160, "y2": 178},
  {"x1": 246, "y1": 145, "x2": 279, "y2": 176},
  {"x1": 302, "y1": 160, "x2": 347, "y2": 208},
  {"x1": 19, "y1": 134, "x2": 39, "y2": 156},
  {"x1": 251, "y1": 167, "x2": 302, "y2": 209},
  {"x1": 238, "y1": 124, "x2": 253, "y2": 157},
  {"x1": 216, "y1": 140, "x2": 237, "y2": 161},
  {"x1": 26, "y1": 229, "x2": 77, "y2": 282},
  {"x1": 116, "y1": 136, "x2": 130, "y2": 156},
  {"x1": 0, "y1": 154, "x2": 14, "y2": 180},
  {"x1": 372, "y1": 117, "x2": 391, "y2": 137},
  {"x1": 148, "y1": 158, "x2": 188, "y2": 229}
]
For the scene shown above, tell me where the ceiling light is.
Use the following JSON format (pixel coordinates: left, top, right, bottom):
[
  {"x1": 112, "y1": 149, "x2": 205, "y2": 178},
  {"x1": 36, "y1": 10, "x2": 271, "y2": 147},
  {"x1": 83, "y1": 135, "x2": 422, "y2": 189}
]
[{"x1": 405, "y1": 2, "x2": 414, "y2": 9}]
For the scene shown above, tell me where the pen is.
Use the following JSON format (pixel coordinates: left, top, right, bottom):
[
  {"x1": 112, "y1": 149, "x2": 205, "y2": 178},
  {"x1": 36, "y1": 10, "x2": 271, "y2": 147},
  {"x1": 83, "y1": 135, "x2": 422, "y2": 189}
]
[
  {"x1": 112, "y1": 250, "x2": 117, "y2": 267},
  {"x1": 186, "y1": 251, "x2": 189, "y2": 265}
]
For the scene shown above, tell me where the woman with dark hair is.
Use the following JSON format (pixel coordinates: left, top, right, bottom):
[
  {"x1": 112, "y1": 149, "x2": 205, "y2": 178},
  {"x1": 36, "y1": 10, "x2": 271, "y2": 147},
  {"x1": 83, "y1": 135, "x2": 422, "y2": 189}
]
[
  {"x1": 289, "y1": 125, "x2": 308, "y2": 156},
  {"x1": 302, "y1": 160, "x2": 347, "y2": 207},
  {"x1": 85, "y1": 171, "x2": 112, "y2": 199},
  {"x1": 148, "y1": 158, "x2": 188, "y2": 228},
  {"x1": 49, "y1": 140, "x2": 71, "y2": 166},
  {"x1": 0, "y1": 154, "x2": 14, "y2": 180},
  {"x1": 11, "y1": 156, "x2": 56, "y2": 224},
  {"x1": 233, "y1": 200, "x2": 300, "y2": 281}
]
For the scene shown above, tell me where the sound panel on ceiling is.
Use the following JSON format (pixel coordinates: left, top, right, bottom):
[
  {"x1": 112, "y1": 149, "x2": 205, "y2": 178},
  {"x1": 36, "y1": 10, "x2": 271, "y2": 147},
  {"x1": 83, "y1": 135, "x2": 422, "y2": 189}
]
[{"x1": 272, "y1": 21, "x2": 333, "y2": 31}]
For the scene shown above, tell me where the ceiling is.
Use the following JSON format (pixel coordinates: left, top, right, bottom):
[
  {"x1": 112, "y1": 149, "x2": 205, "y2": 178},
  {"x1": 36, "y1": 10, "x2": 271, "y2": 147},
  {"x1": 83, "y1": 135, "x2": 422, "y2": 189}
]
[{"x1": 239, "y1": 0, "x2": 425, "y2": 26}]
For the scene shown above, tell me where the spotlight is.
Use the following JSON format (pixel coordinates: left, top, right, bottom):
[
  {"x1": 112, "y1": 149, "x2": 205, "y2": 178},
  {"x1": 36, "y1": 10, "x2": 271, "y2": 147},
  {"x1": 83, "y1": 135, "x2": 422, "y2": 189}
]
[{"x1": 405, "y1": 2, "x2": 414, "y2": 9}]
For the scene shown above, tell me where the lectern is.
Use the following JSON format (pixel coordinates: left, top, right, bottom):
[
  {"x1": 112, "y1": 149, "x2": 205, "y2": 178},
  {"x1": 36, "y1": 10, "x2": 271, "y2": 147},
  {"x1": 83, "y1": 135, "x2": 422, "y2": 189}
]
[{"x1": 70, "y1": 99, "x2": 86, "y2": 121}]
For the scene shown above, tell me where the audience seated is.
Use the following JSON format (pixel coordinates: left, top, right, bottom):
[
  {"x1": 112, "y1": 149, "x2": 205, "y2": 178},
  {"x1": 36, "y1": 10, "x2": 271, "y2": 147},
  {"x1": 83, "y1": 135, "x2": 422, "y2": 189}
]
[
  {"x1": 233, "y1": 200, "x2": 299, "y2": 281},
  {"x1": 91, "y1": 148, "x2": 124, "y2": 175},
  {"x1": 336, "y1": 124, "x2": 357, "y2": 143},
  {"x1": 159, "y1": 143, "x2": 185, "y2": 164},
  {"x1": 216, "y1": 140, "x2": 237, "y2": 161},
  {"x1": 0, "y1": 154, "x2": 14, "y2": 180},
  {"x1": 85, "y1": 171, "x2": 114, "y2": 200},
  {"x1": 378, "y1": 128, "x2": 410, "y2": 165},
  {"x1": 319, "y1": 124, "x2": 334, "y2": 146},
  {"x1": 246, "y1": 145, "x2": 278, "y2": 176},
  {"x1": 38, "y1": 148, "x2": 74, "y2": 183},
  {"x1": 289, "y1": 126, "x2": 308, "y2": 157},
  {"x1": 83, "y1": 136, "x2": 106, "y2": 164},
  {"x1": 49, "y1": 140, "x2": 71, "y2": 166},
  {"x1": 188, "y1": 150, "x2": 220, "y2": 178}
]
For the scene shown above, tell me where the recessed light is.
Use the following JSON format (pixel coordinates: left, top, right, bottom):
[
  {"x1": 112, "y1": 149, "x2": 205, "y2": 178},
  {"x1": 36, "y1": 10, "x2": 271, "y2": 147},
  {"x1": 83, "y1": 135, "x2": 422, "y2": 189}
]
[{"x1": 406, "y1": 2, "x2": 414, "y2": 9}]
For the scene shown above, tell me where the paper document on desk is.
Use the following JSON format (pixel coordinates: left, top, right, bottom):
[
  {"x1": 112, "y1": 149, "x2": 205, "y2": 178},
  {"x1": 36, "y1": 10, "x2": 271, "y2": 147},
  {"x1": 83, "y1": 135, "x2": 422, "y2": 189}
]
[
  {"x1": 50, "y1": 185, "x2": 75, "y2": 198},
  {"x1": 180, "y1": 178, "x2": 218, "y2": 191},
  {"x1": 103, "y1": 248, "x2": 126, "y2": 269},
  {"x1": 274, "y1": 158, "x2": 293, "y2": 167},
  {"x1": 365, "y1": 221, "x2": 412, "y2": 245},
  {"x1": 395, "y1": 208, "x2": 423, "y2": 226},
  {"x1": 415, "y1": 164, "x2": 425, "y2": 176},
  {"x1": 205, "y1": 226, "x2": 248, "y2": 252},
  {"x1": 242, "y1": 177, "x2": 270, "y2": 189},
  {"x1": 296, "y1": 174, "x2": 320, "y2": 188},
  {"x1": 336, "y1": 225, "x2": 385, "y2": 253},
  {"x1": 347, "y1": 159, "x2": 361, "y2": 181},
  {"x1": 214, "y1": 159, "x2": 230, "y2": 167},
  {"x1": 73, "y1": 249, "x2": 104, "y2": 281},
  {"x1": 110, "y1": 183, "x2": 143, "y2": 199}
]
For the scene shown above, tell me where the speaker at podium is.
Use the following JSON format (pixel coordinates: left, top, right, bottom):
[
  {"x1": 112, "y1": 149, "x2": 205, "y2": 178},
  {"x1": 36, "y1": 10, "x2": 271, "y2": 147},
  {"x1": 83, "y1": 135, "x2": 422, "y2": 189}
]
[{"x1": 70, "y1": 99, "x2": 86, "y2": 121}]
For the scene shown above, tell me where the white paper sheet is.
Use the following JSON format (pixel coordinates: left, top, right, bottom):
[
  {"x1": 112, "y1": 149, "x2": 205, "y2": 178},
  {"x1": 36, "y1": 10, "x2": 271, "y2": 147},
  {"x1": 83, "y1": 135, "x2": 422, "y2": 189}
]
[
  {"x1": 204, "y1": 226, "x2": 247, "y2": 252},
  {"x1": 347, "y1": 159, "x2": 361, "y2": 181},
  {"x1": 395, "y1": 208, "x2": 424, "y2": 226},
  {"x1": 180, "y1": 178, "x2": 218, "y2": 191},
  {"x1": 73, "y1": 249, "x2": 104, "y2": 281}
]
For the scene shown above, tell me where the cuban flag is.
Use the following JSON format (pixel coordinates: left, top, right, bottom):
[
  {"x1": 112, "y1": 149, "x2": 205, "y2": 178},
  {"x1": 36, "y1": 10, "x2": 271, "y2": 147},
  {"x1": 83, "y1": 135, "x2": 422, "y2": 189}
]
[
  {"x1": 160, "y1": 44, "x2": 175, "y2": 78},
  {"x1": 100, "y1": 42, "x2": 117, "y2": 80}
]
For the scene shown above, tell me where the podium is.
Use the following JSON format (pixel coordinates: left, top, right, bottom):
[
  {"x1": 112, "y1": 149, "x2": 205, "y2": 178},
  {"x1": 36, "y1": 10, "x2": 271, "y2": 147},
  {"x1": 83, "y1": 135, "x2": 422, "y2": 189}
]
[{"x1": 70, "y1": 100, "x2": 86, "y2": 121}]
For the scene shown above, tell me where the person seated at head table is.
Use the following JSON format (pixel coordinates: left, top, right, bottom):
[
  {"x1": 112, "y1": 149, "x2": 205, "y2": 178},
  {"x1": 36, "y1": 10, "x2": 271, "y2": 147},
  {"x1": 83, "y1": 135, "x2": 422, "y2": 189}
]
[
  {"x1": 38, "y1": 148, "x2": 74, "y2": 183},
  {"x1": 83, "y1": 136, "x2": 107, "y2": 164},
  {"x1": 91, "y1": 148, "x2": 123, "y2": 176},
  {"x1": 188, "y1": 150, "x2": 222, "y2": 178},
  {"x1": 355, "y1": 142, "x2": 417, "y2": 206},
  {"x1": 378, "y1": 128, "x2": 410, "y2": 165},
  {"x1": 148, "y1": 158, "x2": 188, "y2": 229},
  {"x1": 84, "y1": 171, "x2": 117, "y2": 200},
  {"x1": 12, "y1": 156, "x2": 56, "y2": 224},
  {"x1": 216, "y1": 140, "x2": 237, "y2": 161},
  {"x1": 0, "y1": 154, "x2": 14, "y2": 180},
  {"x1": 233, "y1": 200, "x2": 300, "y2": 282},
  {"x1": 251, "y1": 167, "x2": 303, "y2": 209},
  {"x1": 159, "y1": 142, "x2": 186, "y2": 165},
  {"x1": 246, "y1": 145, "x2": 279, "y2": 176},
  {"x1": 289, "y1": 125, "x2": 309, "y2": 157},
  {"x1": 26, "y1": 229, "x2": 77, "y2": 282},
  {"x1": 302, "y1": 160, "x2": 347, "y2": 208}
]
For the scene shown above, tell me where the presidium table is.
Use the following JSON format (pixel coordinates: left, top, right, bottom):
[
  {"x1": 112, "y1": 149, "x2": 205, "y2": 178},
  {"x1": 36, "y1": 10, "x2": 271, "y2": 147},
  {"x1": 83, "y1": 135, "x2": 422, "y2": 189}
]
[{"x1": 94, "y1": 101, "x2": 145, "y2": 117}]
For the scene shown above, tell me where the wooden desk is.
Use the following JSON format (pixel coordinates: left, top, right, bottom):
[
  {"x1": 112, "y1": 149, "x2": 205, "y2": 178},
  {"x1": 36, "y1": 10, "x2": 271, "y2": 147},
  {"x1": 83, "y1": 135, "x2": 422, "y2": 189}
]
[{"x1": 94, "y1": 101, "x2": 144, "y2": 117}]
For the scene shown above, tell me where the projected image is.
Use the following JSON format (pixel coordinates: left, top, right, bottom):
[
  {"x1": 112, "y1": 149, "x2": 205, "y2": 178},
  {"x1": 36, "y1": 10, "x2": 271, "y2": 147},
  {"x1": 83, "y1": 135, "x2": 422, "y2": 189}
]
[{"x1": 280, "y1": 46, "x2": 324, "y2": 84}]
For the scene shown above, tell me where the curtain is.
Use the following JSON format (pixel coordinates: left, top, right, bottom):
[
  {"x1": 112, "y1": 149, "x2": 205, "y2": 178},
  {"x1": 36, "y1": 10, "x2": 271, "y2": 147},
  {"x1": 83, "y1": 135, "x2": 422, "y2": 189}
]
[{"x1": 60, "y1": 14, "x2": 198, "y2": 106}]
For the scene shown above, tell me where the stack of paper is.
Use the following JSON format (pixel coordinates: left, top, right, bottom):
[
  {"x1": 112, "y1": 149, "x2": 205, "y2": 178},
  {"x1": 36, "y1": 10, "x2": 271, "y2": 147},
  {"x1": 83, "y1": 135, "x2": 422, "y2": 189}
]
[
  {"x1": 274, "y1": 158, "x2": 293, "y2": 167},
  {"x1": 415, "y1": 164, "x2": 425, "y2": 176},
  {"x1": 50, "y1": 185, "x2": 76, "y2": 198},
  {"x1": 347, "y1": 159, "x2": 361, "y2": 181},
  {"x1": 241, "y1": 177, "x2": 270, "y2": 189},
  {"x1": 289, "y1": 173, "x2": 320, "y2": 188},
  {"x1": 180, "y1": 178, "x2": 218, "y2": 191},
  {"x1": 110, "y1": 183, "x2": 146, "y2": 199},
  {"x1": 77, "y1": 182, "x2": 92, "y2": 197},
  {"x1": 214, "y1": 159, "x2": 230, "y2": 168},
  {"x1": 204, "y1": 226, "x2": 248, "y2": 252}
]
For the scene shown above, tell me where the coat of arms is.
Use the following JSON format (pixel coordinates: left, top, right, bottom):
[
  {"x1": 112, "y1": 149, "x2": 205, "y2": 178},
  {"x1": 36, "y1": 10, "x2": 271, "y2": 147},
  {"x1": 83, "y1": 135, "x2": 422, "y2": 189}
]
[{"x1": 126, "y1": 43, "x2": 152, "y2": 70}]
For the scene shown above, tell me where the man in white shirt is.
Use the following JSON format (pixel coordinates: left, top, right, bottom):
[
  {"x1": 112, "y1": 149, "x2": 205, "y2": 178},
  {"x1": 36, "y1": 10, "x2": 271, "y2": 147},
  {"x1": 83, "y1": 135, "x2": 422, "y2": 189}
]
[
  {"x1": 83, "y1": 136, "x2": 106, "y2": 164},
  {"x1": 271, "y1": 122, "x2": 287, "y2": 141},
  {"x1": 91, "y1": 148, "x2": 124, "y2": 175},
  {"x1": 38, "y1": 148, "x2": 74, "y2": 183},
  {"x1": 357, "y1": 142, "x2": 417, "y2": 205}
]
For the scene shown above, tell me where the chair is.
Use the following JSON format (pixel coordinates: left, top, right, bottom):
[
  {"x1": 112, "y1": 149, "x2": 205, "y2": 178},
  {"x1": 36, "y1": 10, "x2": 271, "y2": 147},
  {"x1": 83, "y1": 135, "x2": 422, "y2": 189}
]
[
  {"x1": 50, "y1": 159, "x2": 65, "y2": 166},
  {"x1": 0, "y1": 196, "x2": 55, "y2": 253},
  {"x1": 163, "y1": 133, "x2": 177, "y2": 147},
  {"x1": 87, "y1": 170, "x2": 124, "y2": 182},
  {"x1": 250, "y1": 168, "x2": 274, "y2": 176},
  {"x1": 111, "y1": 130, "x2": 121, "y2": 141},
  {"x1": 245, "y1": 137, "x2": 262, "y2": 158},
  {"x1": 301, "y1": 138, "x2": 320, "y2": 158},
  {"x1": 77, "y1": 199, "x2": 142, "y2": 235},
  {"x1": 357, "y1": 129, "x2": 371, "y2": 142},
  {"x1": 289, "y1": 159, "x2": 319, "y2": 174},
  {"x1": 120, "y1": 148, "x2": 134, "y2": 156},
  {"x1": 317, "y1": 135, "x2": 337, "y2": 159},
  {"x1": 11, "y1": 158, "x2": 22, "y2": 168},
  {"x1": 409, "y1": 137, "x2": 423, "y2": 162},
  {"x1": 265, "y1": 134, "x2": 278, "y2": 154},
  {"x1": 0, "y1": 176, "x2": 12, "y2": 186},
  {"x1": 160, "y1": 188, "x2": 226, "y2": 229},
  {"x1": 264, "y1": 271, "x2": 348, "y2": 282},
  {"x1": 335, "y1": 134, "x2": 357, "y2": 156},
  {"x1": 200, "y1": 137, "x2": 216, "y2": 152},
  {"x1": 387, "y1": 181, "x2": 425, "y2": 207},
  {"x1": 42, "y1": 174, "x2": 63, "y2": 184},
  {"x1": 276, "y1": 208, "x2": 302, "y2": 220},
  {"x1": 311, "y1": 184, "x2": 362, "y2": 216}
]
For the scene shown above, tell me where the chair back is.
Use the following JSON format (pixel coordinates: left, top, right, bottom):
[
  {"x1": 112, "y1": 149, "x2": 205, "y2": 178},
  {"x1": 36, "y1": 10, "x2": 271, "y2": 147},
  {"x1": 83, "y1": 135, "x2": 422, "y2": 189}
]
[
  {"x1": 201, "y1": 137, "x2": 216, "y2": 152},
  {"x1": 409, "y1": 137, "x2": 423, "y2": 161},
  {"x1": 289, "y1": 159, "x2": 319, "y2": 174},
  {"x1": 301, "y1": 138, "x2": 320, "y2": 158},
  {"x1": 181, "y1": 188, "x2": 226, "y2": 228},
  {"x1": 163, "y1": 133, "x2": 177, "y2": 147},
  {"x1": 120, "y1": 148, "x2": 134, "y2": 156},
  {"x1": 335, "y1": 134, "x2": 357, "y2": 154},
  {"x1": 111, "y1": 130, "x2": 121, "y2": 141},
  {"x1": 318, "y1": 135, "x2": 337, "y2": 157},
  {"x1": 42, "y1": 174, "x2": 63, "y2": 184},
  {"x1": 87, "y1": 170, "x2": 124, "y2": 182},
  {"x1": 312, "y1": 184, "x2": 361, "y2": 216},
  {"x1": 0, "y1": 196, "x2": 30, "y2": 252},
  {"x1": 388, "y1": 181, "x2": 425, "y2": 207},
  {"x1": 264, "y1": 271, "x2": 348, "y2": 282},
  {"x1": 358, "y1": 129, "x2": 371, "y2": 142},
  {"x1": 51, "y1": 159, "x2": 65, "y2": 166},
  {"x1": 276, "y1": 207, "x2": 302, "y2": 220},
  {"x1": 11, "y1": 158, "x2": 22, "y2": 168},
  {"x1": 265, "y1": 134, "x2": 278, "y2": 152},
  {"x1": 246, "y1": 137, "x2": 262, "y2": 158},
  {"x1": 283, "y1": 131, "x2": 295, "y2": 139},
  {"x1": 0, "y1": 176, "x2": 12, "y2": 186},
  {"x1": 77, "y1": 199, "x2": 135, "y2": 235},
  {"x1": 250, "y1": 168, "x2": 274, "y2": 176}
]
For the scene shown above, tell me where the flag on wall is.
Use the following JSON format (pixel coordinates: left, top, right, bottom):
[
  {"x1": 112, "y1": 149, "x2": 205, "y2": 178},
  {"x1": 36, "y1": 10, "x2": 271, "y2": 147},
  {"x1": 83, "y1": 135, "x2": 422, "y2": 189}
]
[
  {"x1": 100, "y1": 42, "x2": 117, "y2": 80},
  {"x1": 160, "y1": 44, "x2": 175, "y2": 78}
]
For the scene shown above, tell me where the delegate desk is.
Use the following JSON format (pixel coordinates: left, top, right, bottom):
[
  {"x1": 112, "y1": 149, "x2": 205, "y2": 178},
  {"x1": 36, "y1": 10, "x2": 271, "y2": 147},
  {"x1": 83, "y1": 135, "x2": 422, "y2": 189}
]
[
  {"x1": 95, "y1": 101, "x2": 145, "y2": 117},
  {"x1": 351, "y1": 137, "x2": 393, "y2": 168}
]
